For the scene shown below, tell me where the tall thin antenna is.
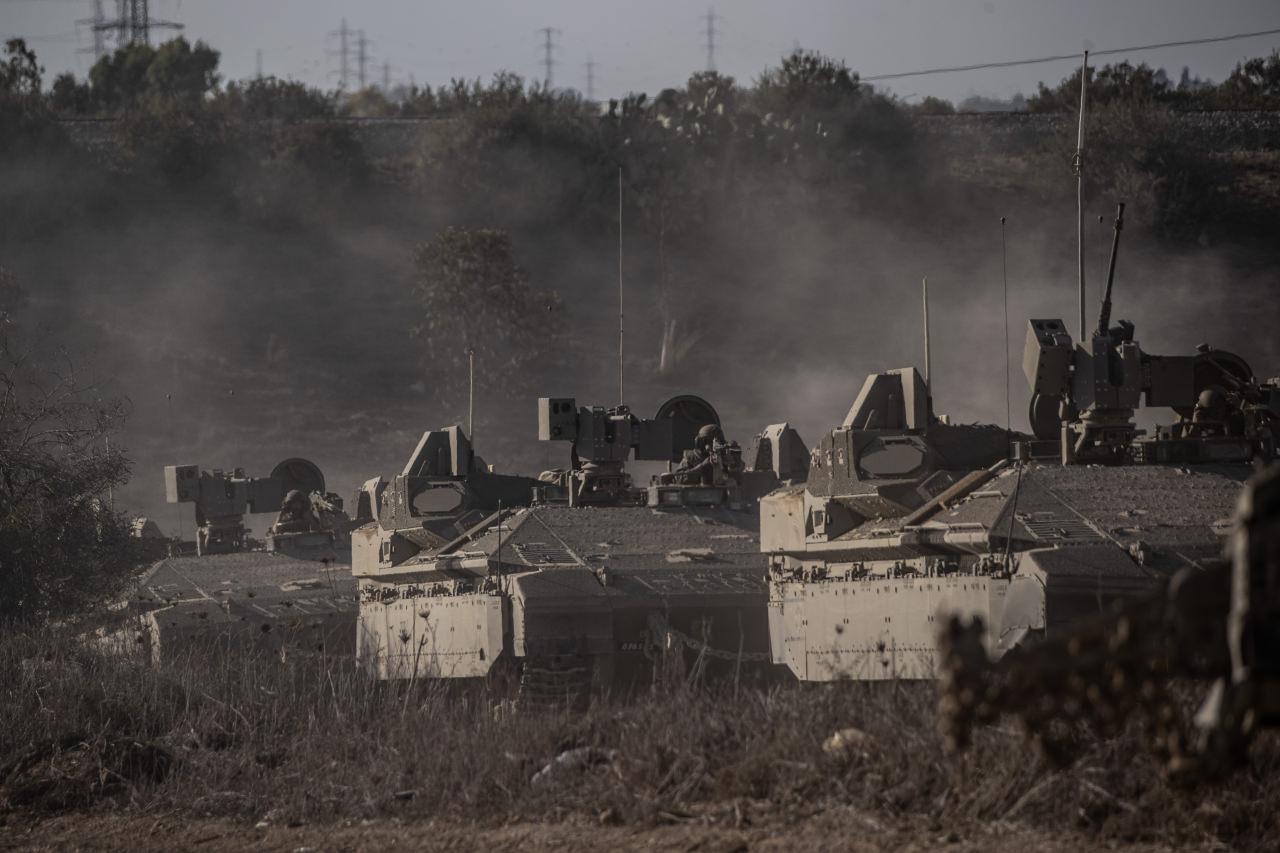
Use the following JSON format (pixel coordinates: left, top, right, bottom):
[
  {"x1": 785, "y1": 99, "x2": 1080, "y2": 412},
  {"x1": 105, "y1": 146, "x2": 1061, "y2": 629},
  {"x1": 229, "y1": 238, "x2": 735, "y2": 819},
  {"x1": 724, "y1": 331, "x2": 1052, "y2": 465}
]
[
  {"x1": 921, "y1": 276, "x2": 931, "y2": 390},
  {"x1": 1000, "y1": 216, "x2": 1011, "y2": 441},
  {"x1": 495, "y1": 499, "x2": 502, "y2": 593},
  {"x1": 618, "y1": 166, "x2": 625, "y2": 405},
  {"x1": 584, "y1": 56, "x2": 596, "y2": 101},
  {"x1": 468, "y1": 348, "x2": 476, "y2": 445},
  {"x1": 1074, "y1": 50, "x2": 1089, "y2": 340}
]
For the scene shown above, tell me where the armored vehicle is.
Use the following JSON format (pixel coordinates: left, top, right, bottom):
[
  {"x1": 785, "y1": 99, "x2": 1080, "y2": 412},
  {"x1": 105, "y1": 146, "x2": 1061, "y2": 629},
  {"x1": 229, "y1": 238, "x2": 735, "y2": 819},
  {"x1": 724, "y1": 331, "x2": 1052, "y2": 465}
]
[
  {"x1": 99, "y1": 458, "x2": 357, "y2": 662},
  {"x1": 352, "y1": 397, "x2": 806, "y2": 702},
  {"x1": 939, "y1": 462, "x2": 1280, "y2": 780},
  {"x1": 765, "y1": 214, "x2": 1277, "y2": 682}
]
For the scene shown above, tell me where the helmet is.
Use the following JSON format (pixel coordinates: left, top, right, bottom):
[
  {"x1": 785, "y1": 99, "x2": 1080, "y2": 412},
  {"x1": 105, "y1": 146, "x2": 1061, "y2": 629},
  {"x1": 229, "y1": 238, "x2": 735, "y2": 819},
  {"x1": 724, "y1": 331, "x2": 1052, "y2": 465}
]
[
  {"x1": 1194, "y1": 387, "x2": 1227, "y2": 413},
  {"x1": 695, "y1": 423, "x2": 724, "y2": 451}
]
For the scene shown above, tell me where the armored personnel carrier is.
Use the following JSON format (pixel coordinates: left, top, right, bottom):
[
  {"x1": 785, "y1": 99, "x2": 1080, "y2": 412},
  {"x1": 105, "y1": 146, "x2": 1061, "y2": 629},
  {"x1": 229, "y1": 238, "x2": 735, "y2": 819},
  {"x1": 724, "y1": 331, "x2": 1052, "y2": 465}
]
[
  {"x1": 765, "y1": 216, "x2": 1278, "y2": 682},
  {"x1": 939, "y1": 462, "x2": 1280, "y2": 780},
  {"x1": 352, "y1": 397, "x2": 806, "y2": 702},
  {"x1": 99, "y1": 458, "x2": 357, "y2": 662}
]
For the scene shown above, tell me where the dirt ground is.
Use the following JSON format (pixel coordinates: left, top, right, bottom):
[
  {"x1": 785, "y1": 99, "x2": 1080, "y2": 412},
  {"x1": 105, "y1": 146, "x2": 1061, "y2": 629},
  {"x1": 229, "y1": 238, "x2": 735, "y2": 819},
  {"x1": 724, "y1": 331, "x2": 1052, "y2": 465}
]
[{"x1": 0, "y1": 809, "x2": 1194, "y2": 853}]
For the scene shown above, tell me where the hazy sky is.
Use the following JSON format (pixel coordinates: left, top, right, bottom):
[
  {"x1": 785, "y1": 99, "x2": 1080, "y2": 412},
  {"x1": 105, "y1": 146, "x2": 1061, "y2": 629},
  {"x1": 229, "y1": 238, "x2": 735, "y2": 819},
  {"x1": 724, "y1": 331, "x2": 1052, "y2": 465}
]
[{"x1": 3, "y1": 0, "x2": 1279, "y2": 102}]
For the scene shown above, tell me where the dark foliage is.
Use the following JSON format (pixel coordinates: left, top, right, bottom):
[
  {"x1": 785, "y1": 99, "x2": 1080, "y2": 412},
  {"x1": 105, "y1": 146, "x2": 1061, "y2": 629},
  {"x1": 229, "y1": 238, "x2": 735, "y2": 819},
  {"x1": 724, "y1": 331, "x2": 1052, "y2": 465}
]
[
  {"x1": 412, "y1": 227, "x2": 565, "y2": 406},
  {"x1": 0, "y1": 271, "x2": 137, "y2": 624}
]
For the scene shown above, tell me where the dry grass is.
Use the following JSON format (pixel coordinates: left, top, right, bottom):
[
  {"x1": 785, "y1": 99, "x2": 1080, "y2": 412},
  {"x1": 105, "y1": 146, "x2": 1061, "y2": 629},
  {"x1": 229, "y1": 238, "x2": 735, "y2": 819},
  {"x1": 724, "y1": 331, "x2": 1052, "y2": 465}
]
[{"x1": 2, "y1": 628, "x2": 1278, "y2": 849}]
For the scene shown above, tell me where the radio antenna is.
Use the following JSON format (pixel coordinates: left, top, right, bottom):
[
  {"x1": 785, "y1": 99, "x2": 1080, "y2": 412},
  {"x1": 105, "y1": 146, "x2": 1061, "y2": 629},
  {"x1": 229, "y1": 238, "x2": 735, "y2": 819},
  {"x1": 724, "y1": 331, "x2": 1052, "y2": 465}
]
[
  {"x1": 617, "y1": 166, "x2": 625, "y2": 405},
  {"x1": 1074, "y1": 50, "x2": 1089, "y2": 340},
  {"x1": 467, "y1": 347, "x2": 476, "y2": 448},
  {"x1": 921, "y1": 276, "x2": 931, "y2": 392},
  {"x1": 1001, "y1": 216, "x2": 1011, "y2": 441},
  {"x1": 1096, "y1": 202, "x2": 1126, "y2": 336}
]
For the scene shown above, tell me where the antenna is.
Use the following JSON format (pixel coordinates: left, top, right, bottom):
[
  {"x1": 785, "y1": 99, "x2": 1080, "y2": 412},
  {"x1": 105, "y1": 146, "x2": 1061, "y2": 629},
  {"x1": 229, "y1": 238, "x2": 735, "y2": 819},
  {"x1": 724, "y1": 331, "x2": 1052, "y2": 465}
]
[
  {"x1": 1074, "y1": 50, "x2": 1089, "y2": 340},
  {"x1": 584, "y1": 56, "x2": 596, "y2": 101},
  {"x1": 1001, "y1": 216, "x2": 1011, "y2": 441},
  {"x1": 1096, "y1": 203, "x2": 1126, "y2": 336},
  {"x1": 618, "y1": 166, "x2": 625, "y2": 405},
  {"x1": 921, "y1": 276, "x2": 931, "y2": 391},
  {"x1": 468, "y1": 348, "x2": 476, "y2": 446}
]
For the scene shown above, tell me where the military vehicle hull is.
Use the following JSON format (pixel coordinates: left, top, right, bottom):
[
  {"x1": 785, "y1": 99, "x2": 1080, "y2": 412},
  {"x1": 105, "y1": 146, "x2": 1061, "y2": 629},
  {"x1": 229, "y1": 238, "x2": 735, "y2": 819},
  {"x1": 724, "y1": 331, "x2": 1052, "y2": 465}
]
[
  {"x1": 356, "y1": 504, "x2": 777, "y2": 693},
  {"x1": 100, "y1": 551, "x2": 357, "y2": 662},
  {"x1": 767, "y1": 461, "x2": 1251, "y2": 681},
  {"x1": 769, "y1": 574, "x2": 1007, "y2": 681}
]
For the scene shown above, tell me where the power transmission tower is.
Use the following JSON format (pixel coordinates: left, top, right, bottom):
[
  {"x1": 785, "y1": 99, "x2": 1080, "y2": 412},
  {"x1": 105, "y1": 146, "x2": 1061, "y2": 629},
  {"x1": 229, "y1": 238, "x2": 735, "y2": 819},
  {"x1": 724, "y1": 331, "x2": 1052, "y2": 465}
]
[
  {"x1": 381, "y1": 61, "x2": 394, "y2": 92},
  {"x1": 356, "y1": 30, "x2": 373, "y2": 89},
  {"x1": 328, "y1": 18, "x2": 352, "y2": 89},
  {"x1": 77, "y1": 0, "x2": 108, "y2": 61},
  {"x1": 584, "y1": 56, "x2": 596, "y2": 101},
  {"x1": 537, "y1": 27, "x2": 560, "y2": 89},
  {"x1": 703, "y1": 7, "x2": 719, "y2": 72},
  {"x1": 93, "y1": 0, "x2": 183, "y2": 49}
]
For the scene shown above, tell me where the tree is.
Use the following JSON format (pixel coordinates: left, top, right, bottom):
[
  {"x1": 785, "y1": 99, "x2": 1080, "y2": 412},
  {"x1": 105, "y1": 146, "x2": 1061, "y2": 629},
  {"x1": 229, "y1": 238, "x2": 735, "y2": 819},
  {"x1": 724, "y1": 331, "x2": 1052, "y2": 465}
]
[
  {"x1": 0, "y1": 38, "x2": 41, "y2": 103},
  {"x1": 0, "y1": 269, "x2": 138, "y2": 624},
  {"x1": 1215, "y1": 51, "x2": 1280, "y2": 110},
  {"x1": 216, "y1": 77, "x2": 333, "y2": 120},
  {"x1": 411, "y1": 228, "x2": 565, "y2": 407},
  {"x1": 145, "y1": 38, "x2": 220, "y2": 105},
  {"x1": 913, "y1": 95, "x2": 955, "y2": 115},
  {"x1": 49, "y1": 72, "x2": 92, "y2": 114},
  {"x1": 88, "y1": 37, "x2": 220, "y2": 111}
]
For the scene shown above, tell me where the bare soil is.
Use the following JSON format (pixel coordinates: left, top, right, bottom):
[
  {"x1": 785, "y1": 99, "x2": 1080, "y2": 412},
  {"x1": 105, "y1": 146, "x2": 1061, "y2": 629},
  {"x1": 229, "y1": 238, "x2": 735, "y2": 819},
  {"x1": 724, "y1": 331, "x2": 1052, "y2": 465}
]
[{"x1": 0, "y1": 810, "x2": 1186, "y2": 852}]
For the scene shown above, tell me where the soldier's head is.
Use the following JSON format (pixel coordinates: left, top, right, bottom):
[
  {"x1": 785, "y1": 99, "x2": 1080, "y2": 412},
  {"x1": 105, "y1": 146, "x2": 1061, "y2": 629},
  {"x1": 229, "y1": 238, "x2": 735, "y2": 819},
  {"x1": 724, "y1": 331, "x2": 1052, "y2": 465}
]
[
  {"x1": 1193, "y1": 386, "x2": 1227, "y2": 421},
  {"x1": 695, "y1": 423, "x2": 724, "y2": 451}
]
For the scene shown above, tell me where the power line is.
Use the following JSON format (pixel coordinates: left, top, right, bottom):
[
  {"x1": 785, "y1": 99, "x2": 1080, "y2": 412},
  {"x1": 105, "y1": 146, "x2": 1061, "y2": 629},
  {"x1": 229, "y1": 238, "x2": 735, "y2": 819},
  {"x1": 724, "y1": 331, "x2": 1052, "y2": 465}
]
[
  {"x1": 862, "y1": 25, "x2": 1280, "y2": 82},
  {"x1": 537, "y1": 26, "x2": 559, "y2": 88}
]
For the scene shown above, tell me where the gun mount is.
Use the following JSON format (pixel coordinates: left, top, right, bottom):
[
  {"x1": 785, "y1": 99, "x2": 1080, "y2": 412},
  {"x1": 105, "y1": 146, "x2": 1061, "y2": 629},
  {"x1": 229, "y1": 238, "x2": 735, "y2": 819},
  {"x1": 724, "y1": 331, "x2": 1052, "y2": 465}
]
[
  {"x1": 1023, "y1": 205, "x2": 1278, "y2": 465},
  {"x1": 536, "y1": 394, "x2": 785, "y2": 508},
  {"x1": 165, "y1": 457, "x2": 341, "y2": 556}
]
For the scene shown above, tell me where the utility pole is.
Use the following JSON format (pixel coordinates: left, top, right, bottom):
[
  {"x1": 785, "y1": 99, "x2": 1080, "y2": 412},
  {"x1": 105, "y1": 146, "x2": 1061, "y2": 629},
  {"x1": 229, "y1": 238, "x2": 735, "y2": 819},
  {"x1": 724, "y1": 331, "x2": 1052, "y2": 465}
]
[
  {"x1": 356, "y1": 30, "x2": 373, "y2": 89},
  {"x1": 584, "y1": 56, "x2": 596, "y2": 101},
  {"x1": 328, "y1": 18, "x2": 352, "y2": 90},
  {"x1": 703, "y1": 7, "x2": 719, "y2": 72},
  {"x1": 1074, "y1": 51, "x2": 1089, "y2": 341},
  {"x1": 538, "y1": 27, "x2": 560, "y2": 89}
]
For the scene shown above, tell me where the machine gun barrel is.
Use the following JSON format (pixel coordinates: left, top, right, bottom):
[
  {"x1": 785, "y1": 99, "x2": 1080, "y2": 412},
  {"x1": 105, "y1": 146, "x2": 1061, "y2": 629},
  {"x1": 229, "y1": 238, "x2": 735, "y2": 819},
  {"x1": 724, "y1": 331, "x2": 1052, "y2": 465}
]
[{"x1": 1096, "y1": 202, "x2": 1125, "y2": 336}]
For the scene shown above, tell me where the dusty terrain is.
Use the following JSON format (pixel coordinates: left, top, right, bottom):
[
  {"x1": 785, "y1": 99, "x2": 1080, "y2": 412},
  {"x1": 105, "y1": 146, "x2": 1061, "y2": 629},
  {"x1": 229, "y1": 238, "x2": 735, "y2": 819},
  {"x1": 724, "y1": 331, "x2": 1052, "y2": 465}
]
[{"x1": 0, "y1": 810, "x2": 1199, "y2": 852}]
